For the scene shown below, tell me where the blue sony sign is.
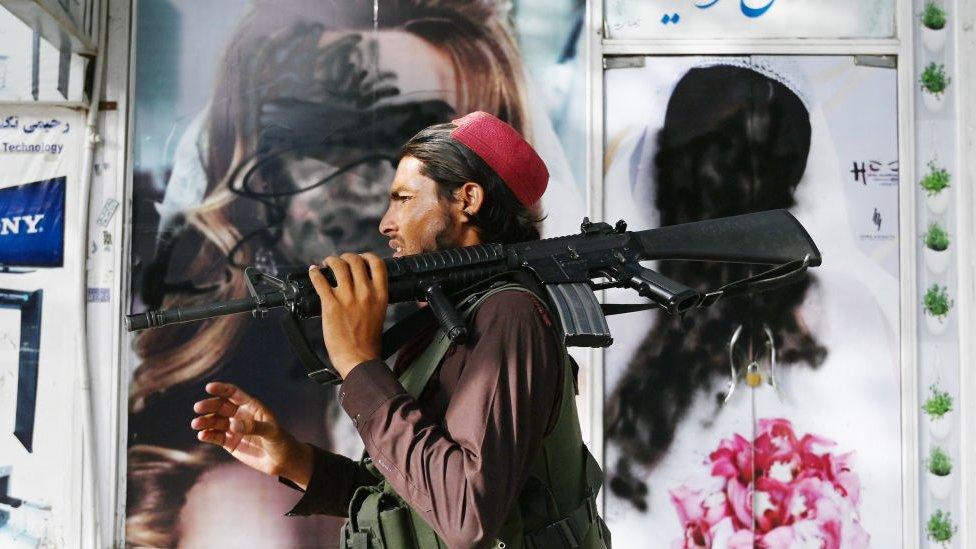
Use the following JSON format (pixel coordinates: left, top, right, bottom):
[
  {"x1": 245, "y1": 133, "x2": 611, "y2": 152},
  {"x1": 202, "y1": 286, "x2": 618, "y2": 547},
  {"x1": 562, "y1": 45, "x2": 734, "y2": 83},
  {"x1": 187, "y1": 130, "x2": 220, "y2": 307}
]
[{"x1": 0, "y1": 177, "x2": 66, "y2": 268}]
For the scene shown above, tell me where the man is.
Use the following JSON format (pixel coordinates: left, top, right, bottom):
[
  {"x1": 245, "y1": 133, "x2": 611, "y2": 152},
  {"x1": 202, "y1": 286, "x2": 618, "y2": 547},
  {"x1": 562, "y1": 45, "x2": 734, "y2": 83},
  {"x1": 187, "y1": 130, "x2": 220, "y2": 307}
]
[{"x1": 190, "y1": 112, "x2": 609, "y2": 548}]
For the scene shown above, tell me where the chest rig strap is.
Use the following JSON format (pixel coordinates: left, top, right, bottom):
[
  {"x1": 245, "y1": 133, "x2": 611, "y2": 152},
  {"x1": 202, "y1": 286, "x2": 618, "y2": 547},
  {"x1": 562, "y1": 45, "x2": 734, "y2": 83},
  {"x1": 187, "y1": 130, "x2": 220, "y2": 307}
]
[{"x1": 397, "y1": 281, "x2": 529, "y2": 398}]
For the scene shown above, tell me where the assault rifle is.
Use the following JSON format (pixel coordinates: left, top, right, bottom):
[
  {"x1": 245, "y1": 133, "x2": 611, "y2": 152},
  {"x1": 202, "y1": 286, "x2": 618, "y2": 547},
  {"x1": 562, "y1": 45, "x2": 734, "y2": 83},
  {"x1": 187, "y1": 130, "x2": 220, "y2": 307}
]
[{"x1": 125, "y1": 209, "x2": 821, "y2": 385}]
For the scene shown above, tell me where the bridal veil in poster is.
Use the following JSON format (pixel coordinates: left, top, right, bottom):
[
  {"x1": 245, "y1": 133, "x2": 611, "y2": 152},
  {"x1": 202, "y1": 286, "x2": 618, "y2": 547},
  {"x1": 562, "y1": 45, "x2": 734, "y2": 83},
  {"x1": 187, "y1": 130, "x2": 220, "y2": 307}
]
[{"x1": 602, "y1": 56, "x2": 901, "y2": 547}]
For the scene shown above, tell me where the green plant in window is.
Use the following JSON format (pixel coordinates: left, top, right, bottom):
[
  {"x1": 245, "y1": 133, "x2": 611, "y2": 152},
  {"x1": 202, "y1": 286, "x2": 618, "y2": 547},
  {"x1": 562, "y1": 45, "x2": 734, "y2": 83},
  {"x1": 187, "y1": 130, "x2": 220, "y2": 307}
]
[
  {"x1": 927, "y1": 446, "x2": 952, "y2": 476},
  {"x1": 923, "y1": 285, "x2": 953, "y2": 318},
  {"x1": 919, "y1": 161, "x2": 951, "y2": 196},
  {"x1": 922, "y1": 385, "x2": 953, "y2": 419},
  {"x1": 920, "y1": 63, "x2": 950, "y2": 95},
  {"x1": 921, "y1": 2, "x2": 948, "y2": 30},
  {"x1": 926, "y1": 510, "x2": 955, "y2": 545},
  {"x1": 924, "y1": 223, "x2": 950, "y2": 251}
]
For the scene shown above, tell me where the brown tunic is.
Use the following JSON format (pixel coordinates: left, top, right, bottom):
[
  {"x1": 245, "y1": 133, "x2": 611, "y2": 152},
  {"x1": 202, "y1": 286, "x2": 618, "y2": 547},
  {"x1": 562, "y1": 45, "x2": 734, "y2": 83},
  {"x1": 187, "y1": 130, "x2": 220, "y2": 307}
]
[{"x1": 283, "y1": 289, "x2": 565, "y2": 549}]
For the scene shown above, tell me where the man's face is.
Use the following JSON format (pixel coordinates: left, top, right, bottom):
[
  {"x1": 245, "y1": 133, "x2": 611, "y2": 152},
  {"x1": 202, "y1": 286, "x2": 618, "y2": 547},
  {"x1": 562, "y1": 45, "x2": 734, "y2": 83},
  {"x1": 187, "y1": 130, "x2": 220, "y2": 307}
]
[{"x1": 379, "y1": 156, "x2": 462, "y2": 258}]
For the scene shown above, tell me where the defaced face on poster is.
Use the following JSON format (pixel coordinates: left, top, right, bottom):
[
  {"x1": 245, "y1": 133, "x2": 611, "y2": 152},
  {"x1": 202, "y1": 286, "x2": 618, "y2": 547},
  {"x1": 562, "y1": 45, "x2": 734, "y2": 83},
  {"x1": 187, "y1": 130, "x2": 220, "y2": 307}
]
[
  {"x1": 126, "y1": 1, "x2": 586, "y2": 546},
  {"x1": 602, "y1": 56, "x2": 901, "y2": 547}
]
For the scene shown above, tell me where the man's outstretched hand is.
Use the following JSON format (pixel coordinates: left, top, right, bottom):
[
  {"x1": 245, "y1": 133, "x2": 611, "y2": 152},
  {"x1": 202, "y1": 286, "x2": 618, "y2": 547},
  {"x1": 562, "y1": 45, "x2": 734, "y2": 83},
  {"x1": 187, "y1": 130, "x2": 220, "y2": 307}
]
[{"x1": 191, "y1": 381, "x2": 313, "y2": 489}]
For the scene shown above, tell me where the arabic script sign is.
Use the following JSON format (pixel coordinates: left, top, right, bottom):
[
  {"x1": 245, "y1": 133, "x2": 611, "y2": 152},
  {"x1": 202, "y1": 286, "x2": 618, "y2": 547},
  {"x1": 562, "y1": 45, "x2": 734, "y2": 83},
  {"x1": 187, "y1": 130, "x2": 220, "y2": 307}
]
[{"x1": 606, "y1": 0, "x2": 894, "y2": 39}]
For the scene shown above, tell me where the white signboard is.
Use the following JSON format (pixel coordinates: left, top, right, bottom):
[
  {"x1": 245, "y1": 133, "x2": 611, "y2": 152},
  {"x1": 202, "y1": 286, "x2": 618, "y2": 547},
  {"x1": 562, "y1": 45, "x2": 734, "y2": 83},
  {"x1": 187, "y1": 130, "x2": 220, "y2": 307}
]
[
  {"x1": 606, "y1": 0, "x2": 896, "y2": 39},
  {"x1": 0, "y1": 105, "x2": 85, "y2": 547}
]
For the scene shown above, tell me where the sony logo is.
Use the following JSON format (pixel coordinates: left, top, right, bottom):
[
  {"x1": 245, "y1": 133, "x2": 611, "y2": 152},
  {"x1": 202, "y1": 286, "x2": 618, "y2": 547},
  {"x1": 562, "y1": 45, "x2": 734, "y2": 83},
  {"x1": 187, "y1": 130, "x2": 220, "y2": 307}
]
[{"x1": 0, "y1": 214, "x2": 45, "y2": 235}]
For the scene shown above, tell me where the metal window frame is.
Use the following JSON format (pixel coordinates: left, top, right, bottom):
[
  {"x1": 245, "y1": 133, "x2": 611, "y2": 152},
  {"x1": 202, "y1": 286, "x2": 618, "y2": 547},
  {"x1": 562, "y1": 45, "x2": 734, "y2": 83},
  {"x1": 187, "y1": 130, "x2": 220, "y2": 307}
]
[
  {"x1": 956, "y1": 6, "x2": 976, "y2": 549},
  {"x1": 585, "y1": 0, "x2": 920, "y2": 541},
  {"x1": 110, "y1": 0, "x2": 135, "y2": 543}
]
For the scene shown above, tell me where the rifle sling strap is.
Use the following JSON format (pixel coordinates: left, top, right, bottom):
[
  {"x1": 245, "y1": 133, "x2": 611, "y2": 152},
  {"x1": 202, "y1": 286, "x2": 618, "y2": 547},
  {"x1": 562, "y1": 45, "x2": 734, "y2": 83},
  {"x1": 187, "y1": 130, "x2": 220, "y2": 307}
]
[
  {"x1": 602, "y1": 257, "x2": 811, "y2": 315},
  {"x1": 698, "y1": 256, "x2": 811, "y2": 307},
  {"x1": 280, "y1": 313, "x2": 341, "y2": 385}
]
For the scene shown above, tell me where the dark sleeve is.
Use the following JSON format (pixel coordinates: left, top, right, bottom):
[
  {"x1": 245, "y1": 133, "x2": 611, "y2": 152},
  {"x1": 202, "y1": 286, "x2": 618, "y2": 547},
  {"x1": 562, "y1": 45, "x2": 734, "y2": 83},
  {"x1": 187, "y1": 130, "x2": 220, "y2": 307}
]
[
  {"x1": 337, "y1": 291, "x2": 561, "y2": 549},
  {"x1": 279, "y1": 443, "x2": 380, "y2": 518}
]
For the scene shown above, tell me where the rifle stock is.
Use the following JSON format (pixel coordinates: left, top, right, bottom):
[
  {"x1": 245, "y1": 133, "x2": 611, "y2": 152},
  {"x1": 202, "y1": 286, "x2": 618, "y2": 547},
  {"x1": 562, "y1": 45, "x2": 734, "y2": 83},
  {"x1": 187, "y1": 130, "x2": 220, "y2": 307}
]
[{"x1": 633, "y1": 209, "x2": 822, "y2": 266}]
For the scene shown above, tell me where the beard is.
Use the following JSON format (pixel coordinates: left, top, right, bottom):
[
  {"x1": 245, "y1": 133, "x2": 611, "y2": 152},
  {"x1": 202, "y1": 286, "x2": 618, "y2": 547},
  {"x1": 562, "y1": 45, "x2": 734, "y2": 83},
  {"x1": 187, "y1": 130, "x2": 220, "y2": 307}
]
[{"x1": 430, "y1": 207, "x2": 460, "y2": 253}]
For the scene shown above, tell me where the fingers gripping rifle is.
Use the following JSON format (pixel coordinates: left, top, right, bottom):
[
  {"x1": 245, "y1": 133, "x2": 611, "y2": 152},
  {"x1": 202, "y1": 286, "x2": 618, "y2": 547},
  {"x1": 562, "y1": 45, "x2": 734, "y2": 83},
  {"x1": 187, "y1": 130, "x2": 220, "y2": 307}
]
[{"x1": 125, "y1": 209, "x2": 821, "y2": 385}]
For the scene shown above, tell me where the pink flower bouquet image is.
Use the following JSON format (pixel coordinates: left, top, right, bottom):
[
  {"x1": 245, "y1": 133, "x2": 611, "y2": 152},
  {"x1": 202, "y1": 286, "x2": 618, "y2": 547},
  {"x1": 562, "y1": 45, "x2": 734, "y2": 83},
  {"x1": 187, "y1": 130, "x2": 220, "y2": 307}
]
[{"x1": 670, "y1": 418, "x2": 869, "y2": 548}]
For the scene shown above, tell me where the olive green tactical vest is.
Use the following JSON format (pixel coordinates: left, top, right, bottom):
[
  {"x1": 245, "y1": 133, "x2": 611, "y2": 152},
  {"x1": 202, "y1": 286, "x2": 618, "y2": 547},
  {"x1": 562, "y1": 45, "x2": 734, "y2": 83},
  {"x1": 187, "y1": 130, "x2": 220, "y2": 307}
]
[{"x1": 339, "y1": 282, "x2": 611, "y2": 549}]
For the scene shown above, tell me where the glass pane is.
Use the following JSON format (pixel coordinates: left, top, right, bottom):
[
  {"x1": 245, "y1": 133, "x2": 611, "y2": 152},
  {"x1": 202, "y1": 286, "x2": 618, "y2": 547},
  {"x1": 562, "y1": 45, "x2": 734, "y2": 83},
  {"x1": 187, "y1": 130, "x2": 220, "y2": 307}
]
[
  {"x1": 603, "y1": 55, "x2": 900, "y2": 546},
  {"x1": 605, "y1": 0, "x2": 896, "y2": 39}
]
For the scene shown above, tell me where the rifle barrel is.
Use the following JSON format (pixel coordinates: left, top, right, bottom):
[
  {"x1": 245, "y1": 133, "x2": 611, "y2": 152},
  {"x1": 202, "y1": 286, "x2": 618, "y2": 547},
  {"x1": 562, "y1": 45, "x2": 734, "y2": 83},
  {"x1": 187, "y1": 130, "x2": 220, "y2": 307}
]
[{"x1": 124, "y1": 293, "x2": 287, "y2": 331}]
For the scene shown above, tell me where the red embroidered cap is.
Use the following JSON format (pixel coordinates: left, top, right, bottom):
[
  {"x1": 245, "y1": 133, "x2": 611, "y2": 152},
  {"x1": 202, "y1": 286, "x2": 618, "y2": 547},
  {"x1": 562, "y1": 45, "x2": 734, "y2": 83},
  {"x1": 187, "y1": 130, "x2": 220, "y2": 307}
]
[{"x1": 450, "y1": 111, "x2": 549, "y2": 207}]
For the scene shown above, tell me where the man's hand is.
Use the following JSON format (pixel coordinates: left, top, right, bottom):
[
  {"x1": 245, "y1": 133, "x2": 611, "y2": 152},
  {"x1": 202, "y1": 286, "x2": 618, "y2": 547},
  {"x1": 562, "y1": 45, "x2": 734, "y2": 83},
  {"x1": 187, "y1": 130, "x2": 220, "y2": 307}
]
[
  {"x1": 308, "y1": 253, "x2": 388, "y2": 379},
  {"x1": 191, "y1": 382, "x2": 313, "y2": 489}
]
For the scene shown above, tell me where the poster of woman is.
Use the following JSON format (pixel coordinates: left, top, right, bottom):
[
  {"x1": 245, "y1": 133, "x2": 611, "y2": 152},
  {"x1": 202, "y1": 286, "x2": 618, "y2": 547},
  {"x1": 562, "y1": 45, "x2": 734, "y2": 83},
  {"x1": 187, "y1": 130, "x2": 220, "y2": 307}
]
[
  {"x1": 125, "y1": 1, "x2": 587, "y2": 546},
  {"x1": 602, "y1": 55, "x2": 902, "y2": 547}
]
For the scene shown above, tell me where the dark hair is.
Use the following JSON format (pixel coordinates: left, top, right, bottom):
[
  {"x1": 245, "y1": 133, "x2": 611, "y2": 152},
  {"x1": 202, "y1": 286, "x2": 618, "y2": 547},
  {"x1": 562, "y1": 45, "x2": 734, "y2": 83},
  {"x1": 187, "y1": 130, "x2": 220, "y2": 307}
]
[
  {"x1": 400, "y1": 122, "x2": 544, "y2": 244},
  {"x1": 125, "y1": 445, "x2": 221, "y2": 547},
  {"x1": 604, "y1": 65, "x2": 827, "y2": 511}
]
